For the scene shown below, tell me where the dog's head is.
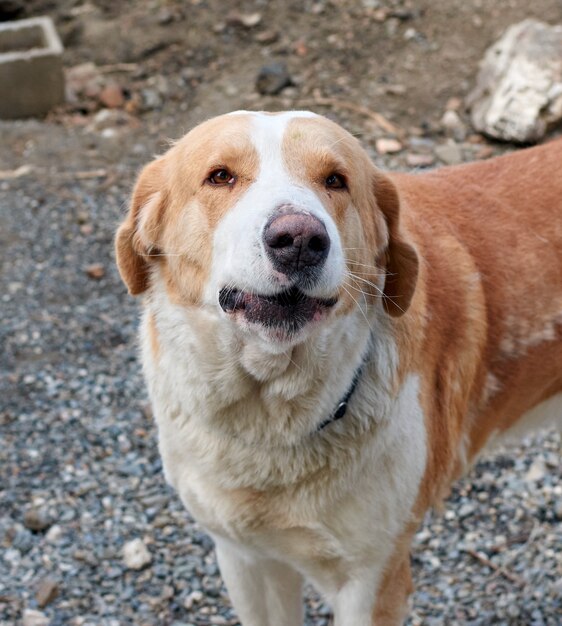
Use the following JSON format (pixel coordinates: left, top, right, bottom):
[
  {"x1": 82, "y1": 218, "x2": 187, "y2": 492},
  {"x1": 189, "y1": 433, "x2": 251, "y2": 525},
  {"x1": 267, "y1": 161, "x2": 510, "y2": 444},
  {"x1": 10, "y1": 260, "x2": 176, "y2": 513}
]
[{"x1": 116, "y1": 111, "x2": 418, "y2": 345}]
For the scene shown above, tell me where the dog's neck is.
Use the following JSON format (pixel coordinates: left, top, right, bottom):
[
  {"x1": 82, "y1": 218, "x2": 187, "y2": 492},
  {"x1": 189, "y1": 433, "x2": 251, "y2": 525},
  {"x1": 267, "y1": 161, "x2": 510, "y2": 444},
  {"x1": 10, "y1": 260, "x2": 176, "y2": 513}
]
[
  {"x1": 144, "y1": 285, "x2": 388, "y2": 445},
  {"x1": 142, "y1": 284, "x2": 425, "y2": 492}
]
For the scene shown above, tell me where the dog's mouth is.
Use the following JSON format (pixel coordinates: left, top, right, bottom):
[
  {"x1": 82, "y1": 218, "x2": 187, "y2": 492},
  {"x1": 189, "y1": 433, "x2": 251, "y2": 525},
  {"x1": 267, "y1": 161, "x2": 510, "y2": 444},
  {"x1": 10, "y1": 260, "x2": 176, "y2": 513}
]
[{"x1": 218, "y1": 286, "x2": 338, "y2": 334}]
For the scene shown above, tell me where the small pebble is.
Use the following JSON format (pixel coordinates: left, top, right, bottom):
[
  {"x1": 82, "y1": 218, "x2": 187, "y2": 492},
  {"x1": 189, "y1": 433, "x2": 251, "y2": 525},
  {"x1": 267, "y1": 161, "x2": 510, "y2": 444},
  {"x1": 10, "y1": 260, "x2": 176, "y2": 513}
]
[
  {"x1": 36, "y1": 577, "x2": 59, "y2": 608},
  {"x1": 435, "y1": 141, "x2": 463, "y2": 165},
  {"x1": 376, "y1": 138, "x2": 402, "y2": 154},
  {"x1": 99, "y1": 83, "x2": 125, "y2": 109},
  {"x1": 85, "y1": 263, "x2": 105, "y2": 279},
  {"x1": 23, "y1": 508, "x2": 51, "y2": 532},
  {"x1": 406, "y1": 153, "x2": 435, "y2": 168},
  {"x1": 255, "y1": 62, "x2": 292, "y2": 95},
  {"x1": 255, "y1": 30, "x2": 279, "y2": 44},
  {"x1": 227, "y1": 11, "x2": 262, "y2": 28},
  {"x1": 22, "y1": 609, "x2": 50, "y2": 626},
  {"x1": 123, "y1": 538, "x2": 152, "y2": 570},
  {"x1": 441, "y1": 110, "x2": 463, "y2": 132},
  {"x1": 183, "y1": 590, "x2": 204, "y2": 609}
]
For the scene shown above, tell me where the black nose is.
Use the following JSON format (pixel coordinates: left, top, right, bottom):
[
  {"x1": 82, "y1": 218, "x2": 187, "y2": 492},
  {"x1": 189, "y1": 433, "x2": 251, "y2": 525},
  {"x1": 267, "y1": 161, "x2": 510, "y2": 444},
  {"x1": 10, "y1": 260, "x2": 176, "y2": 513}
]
[{"x1": 263, "y1": 212, "x2": 330, "y2": 275}]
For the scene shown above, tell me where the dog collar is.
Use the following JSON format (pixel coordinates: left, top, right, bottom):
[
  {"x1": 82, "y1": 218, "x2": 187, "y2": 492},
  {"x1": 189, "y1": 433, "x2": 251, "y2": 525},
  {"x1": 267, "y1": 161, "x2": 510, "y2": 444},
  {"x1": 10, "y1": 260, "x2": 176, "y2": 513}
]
[{"x1": 316, "y1": 365, "x2": 364, "y2": 432}]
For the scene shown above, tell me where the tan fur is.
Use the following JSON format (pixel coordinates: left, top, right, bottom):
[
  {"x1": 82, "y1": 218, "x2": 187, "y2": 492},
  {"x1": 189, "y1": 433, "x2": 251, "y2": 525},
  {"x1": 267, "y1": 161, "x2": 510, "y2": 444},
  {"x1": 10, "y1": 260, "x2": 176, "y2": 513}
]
[
  {"x1": 391, "y1": 142, "x2": 562, "y2": 506},
  {"x1": 116, "y1": 115, "x2": 259, "y2": 304},
  {"x1": 115, "y1": 112, "x2": 562, "y2": 625},
  {"x1": 146, "y1": 312, "x2": 160, "y2": 361}
]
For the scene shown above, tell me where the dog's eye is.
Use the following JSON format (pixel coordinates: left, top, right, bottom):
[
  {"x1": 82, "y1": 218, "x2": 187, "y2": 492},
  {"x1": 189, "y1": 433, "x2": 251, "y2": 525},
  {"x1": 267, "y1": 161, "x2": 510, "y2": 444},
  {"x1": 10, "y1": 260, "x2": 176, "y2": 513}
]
[
  {"x1": 208, "y1": 169, "x2": 235, "y2": 185},
  {"x1": 325, "y1": 173, "x2": 346, "y2": 190}
]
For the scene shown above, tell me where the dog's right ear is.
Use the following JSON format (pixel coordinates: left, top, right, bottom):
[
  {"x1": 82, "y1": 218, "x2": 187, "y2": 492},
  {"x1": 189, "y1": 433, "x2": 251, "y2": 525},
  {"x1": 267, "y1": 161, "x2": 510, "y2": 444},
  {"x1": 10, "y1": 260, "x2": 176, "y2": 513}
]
[
  {"x1": 115, "y1": 158, "x2": 166, "y2": 295},
  {"x1": 373, "y1": 171, "x2": 419, "y2": 317}
]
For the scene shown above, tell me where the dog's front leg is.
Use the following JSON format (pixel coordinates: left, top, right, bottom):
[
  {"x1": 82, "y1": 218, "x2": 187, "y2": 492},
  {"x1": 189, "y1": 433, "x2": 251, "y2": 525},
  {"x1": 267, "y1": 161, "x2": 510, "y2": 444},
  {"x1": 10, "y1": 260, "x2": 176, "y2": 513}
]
[
  {"x1": 330, "y1": 554, "x2": 412, "y2": 626},
  {"x1": 330, "y1": 569, "x2": 381, "y2": 626},
  {"x1": 214, "y1": 536, "x2": 304, "y2": 626}
]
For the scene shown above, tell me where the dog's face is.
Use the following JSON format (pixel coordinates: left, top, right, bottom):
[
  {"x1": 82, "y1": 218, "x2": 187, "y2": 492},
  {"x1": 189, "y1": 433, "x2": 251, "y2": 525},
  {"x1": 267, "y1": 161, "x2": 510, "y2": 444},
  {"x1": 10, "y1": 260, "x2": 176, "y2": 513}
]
[{"x1": 116, "y1": 111, "x2": 418, "y2": 345}]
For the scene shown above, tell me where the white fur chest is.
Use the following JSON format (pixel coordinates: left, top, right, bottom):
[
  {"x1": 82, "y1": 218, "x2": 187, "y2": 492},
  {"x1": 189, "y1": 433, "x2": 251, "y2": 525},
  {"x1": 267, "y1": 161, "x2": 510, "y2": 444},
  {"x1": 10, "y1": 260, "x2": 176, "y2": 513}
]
[{"x1": 139, "y1": 295, "x2": 427, "y2": 592}]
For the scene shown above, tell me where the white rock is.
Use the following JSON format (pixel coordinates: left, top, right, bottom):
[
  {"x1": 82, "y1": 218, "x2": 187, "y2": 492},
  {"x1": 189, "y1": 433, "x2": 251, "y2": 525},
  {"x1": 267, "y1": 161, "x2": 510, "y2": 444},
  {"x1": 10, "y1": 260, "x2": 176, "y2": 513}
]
[
  {"x1": 375, "y1": 138, "x2": 402, "y2": 154},
  {"x1": 122, "y1": 538, "x2": 152, "y2": 570},
  {"x1": 524, "y1": 457, "x2": 546, "y2": 482},
  {"x1": 86, "y1": 108, "x2": 131, "y2": 133},
  {"x1": 467, "y1": 19, "x2": 562, "y2": 142},
  {"x1": 45, "y1": 524, "x2": 63, "y2": 543},
  {"x1": 183, "y1": 590, "x2": 204, "y2": 609},
  {"x1": 441, "y1": 110, "x2": 464, "y2": 132},
  {"x1": 22, "y1": 609, "x2": 50, "y2": 626}
]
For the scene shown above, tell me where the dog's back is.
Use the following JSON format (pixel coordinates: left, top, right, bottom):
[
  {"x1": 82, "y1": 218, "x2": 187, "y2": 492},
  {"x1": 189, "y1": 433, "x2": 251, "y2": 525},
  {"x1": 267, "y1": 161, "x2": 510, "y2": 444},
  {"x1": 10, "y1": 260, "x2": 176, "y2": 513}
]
[{"x1": 392, "y1": 139, "x2": 562, "y2": 471}]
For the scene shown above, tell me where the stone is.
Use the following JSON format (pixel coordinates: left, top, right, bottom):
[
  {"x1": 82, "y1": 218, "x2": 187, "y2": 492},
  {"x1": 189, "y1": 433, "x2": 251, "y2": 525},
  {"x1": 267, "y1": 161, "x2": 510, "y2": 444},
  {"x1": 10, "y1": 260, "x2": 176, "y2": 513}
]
[
  {"x1": 255, "y1": 30, "x2": 279, "y2": 44},
  {"x1": 86, "y1": 108, "x2": 132, "y2": 133},
  {"x1": 66, "y1": 62, "x2": 103, "y2": 101},
  {"x1": 467, "y1": 19, "x2": 562, "y2": 143},
  {"x1": 445, "y1": 96, "x2": 463, "y2": 111},
  {"x1": 23, "y1": 507, "x2": 51, "y2": 532},
  {"x1": 552, "y1": 577, "x2": 562, "y2": 596},
  {"x1": 183, "y1": 590, "x2": 204, "y2": 609},
  {"x1": 475, "y1": 146, "x2": 494, "y2": 160},
  {"x1": 435, "y1": 141, "x2": 463, "y2": 165},
  {"x1": 141, "y1": 88, "x2": 163, "y2": 111},
  {"x1": 99, "y1": 83, "x2": 125, "y2": 109},
  {"x1": 11, "y1": 526, "x2": 34, "y2": 553},
  {"x1": 0, "y1": 17, "x2": 64, "y2": 118},
  {"x1": 22, "y1": 609, "x2": 50, "y2": 626},
  {"x1": 525, "y1": 457, "x2": 546, "y2": 483},
  {"x1": 227, "y1": 11, "x2": 262, "y2": 28},
  {"x1": 85, "y1": 263, "x2": 105, "y2": 279},
  {"x1": 441, "y1": 109, "x2": 467, "y2": 141},
  {"x1": 458, "y1": 503, "x2": 475, "y2": 518},
  {"x1": 123, "y1": 538, "x2": 152, "y2": 570},
  {"x1": 406, "y1": 153, "x2": 435, "y2": 168},
  {"x1": 441, "y1": 110, "x2": 462, "y2": 131},
  {"x1": 383, "y1": 84, "x2": 406, "y2": 96},
  {"x1": 36, "y1": 577, "x2": 59, "y2": 607},
  {"x1": 157, "y1": 9, "x2": 174, "y2": 25},
  {"x1": 375, "y1": 138, "x2": 402, "y2": 154},
  {"x1": 255, "y1": 62, "x2": 292, "y2": 95}
]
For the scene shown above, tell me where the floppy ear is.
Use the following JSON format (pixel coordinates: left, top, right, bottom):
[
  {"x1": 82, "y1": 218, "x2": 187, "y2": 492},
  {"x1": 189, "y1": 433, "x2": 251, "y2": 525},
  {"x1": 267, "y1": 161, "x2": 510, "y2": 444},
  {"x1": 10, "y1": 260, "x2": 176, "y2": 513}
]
[
  {"x1": 115, "y1": 158, "x2": 166, "y2": 295},
  {"x1": 374, "y1": 172, "x2": 419, "y2": 317}
]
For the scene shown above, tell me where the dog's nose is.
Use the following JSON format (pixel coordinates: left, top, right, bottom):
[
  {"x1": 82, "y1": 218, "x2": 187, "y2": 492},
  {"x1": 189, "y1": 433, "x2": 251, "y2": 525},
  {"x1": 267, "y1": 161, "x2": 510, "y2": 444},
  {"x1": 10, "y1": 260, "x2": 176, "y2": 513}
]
[{"x1": 264, "y1": 212, "x2": 330, "y2": 275}]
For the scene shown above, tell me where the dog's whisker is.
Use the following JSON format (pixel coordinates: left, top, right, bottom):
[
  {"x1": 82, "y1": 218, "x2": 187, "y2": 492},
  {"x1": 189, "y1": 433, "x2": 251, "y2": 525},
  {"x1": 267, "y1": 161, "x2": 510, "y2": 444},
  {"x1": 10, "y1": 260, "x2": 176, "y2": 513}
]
[
  {"x1": 341, "y1": 282, "x2": 374, "y2": 332},
  {"x1": 345, "y1": 271, "x2": 386, "y2": 296},
  {"x1": 344, "y1": 280, "x2": 383, "y2": 300}
]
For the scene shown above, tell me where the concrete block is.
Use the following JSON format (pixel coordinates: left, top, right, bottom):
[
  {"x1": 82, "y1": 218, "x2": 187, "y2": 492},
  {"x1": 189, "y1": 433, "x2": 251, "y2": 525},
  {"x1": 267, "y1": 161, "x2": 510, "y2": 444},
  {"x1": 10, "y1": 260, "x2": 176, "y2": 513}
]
[{"x1": 0, "y1": 16, "x2": 64, "y2": 119}]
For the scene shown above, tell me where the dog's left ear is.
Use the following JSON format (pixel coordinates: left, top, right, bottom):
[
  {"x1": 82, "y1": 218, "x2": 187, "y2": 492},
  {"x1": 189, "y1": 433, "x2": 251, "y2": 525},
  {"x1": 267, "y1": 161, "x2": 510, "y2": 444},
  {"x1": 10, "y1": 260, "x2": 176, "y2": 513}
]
[
  {"x1": 373, "y1": 172, "x2": 419, "y2": 317},
  {"x1": 115, "y1": 158, "x2": 166, "y2": 295}
]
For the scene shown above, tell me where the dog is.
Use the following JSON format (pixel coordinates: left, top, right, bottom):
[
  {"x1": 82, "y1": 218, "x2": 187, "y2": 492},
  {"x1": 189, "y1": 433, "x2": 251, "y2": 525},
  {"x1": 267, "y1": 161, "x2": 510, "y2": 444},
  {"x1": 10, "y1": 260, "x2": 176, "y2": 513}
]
[{"x1": 115, "y1": 111, "x2": 562, "y2": 626}]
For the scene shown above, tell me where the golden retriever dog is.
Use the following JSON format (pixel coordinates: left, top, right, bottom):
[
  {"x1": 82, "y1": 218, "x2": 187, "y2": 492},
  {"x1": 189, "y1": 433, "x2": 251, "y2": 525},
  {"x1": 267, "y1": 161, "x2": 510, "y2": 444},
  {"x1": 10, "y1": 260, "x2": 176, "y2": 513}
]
[{"x1": 115, "y1": 111, "x2": 562, "y2": 626}]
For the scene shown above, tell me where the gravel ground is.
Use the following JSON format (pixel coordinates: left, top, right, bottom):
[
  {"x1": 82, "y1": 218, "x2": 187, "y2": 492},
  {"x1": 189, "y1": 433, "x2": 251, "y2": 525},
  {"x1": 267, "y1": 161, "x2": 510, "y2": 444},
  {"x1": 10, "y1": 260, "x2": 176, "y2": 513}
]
[{"x1": 1, "y1": 1, "x2": 561, "y2": 624}]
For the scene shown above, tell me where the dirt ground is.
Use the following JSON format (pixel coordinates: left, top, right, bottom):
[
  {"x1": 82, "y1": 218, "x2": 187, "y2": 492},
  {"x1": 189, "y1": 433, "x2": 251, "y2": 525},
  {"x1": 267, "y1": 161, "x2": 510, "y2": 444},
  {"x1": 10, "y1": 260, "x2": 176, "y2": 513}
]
[
  {"x1": 1, "y1": 1, "x2": 561, "y2": 626},
  {"x1": 2, "y1": 0, "x2": 562, "y2": 172}
]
